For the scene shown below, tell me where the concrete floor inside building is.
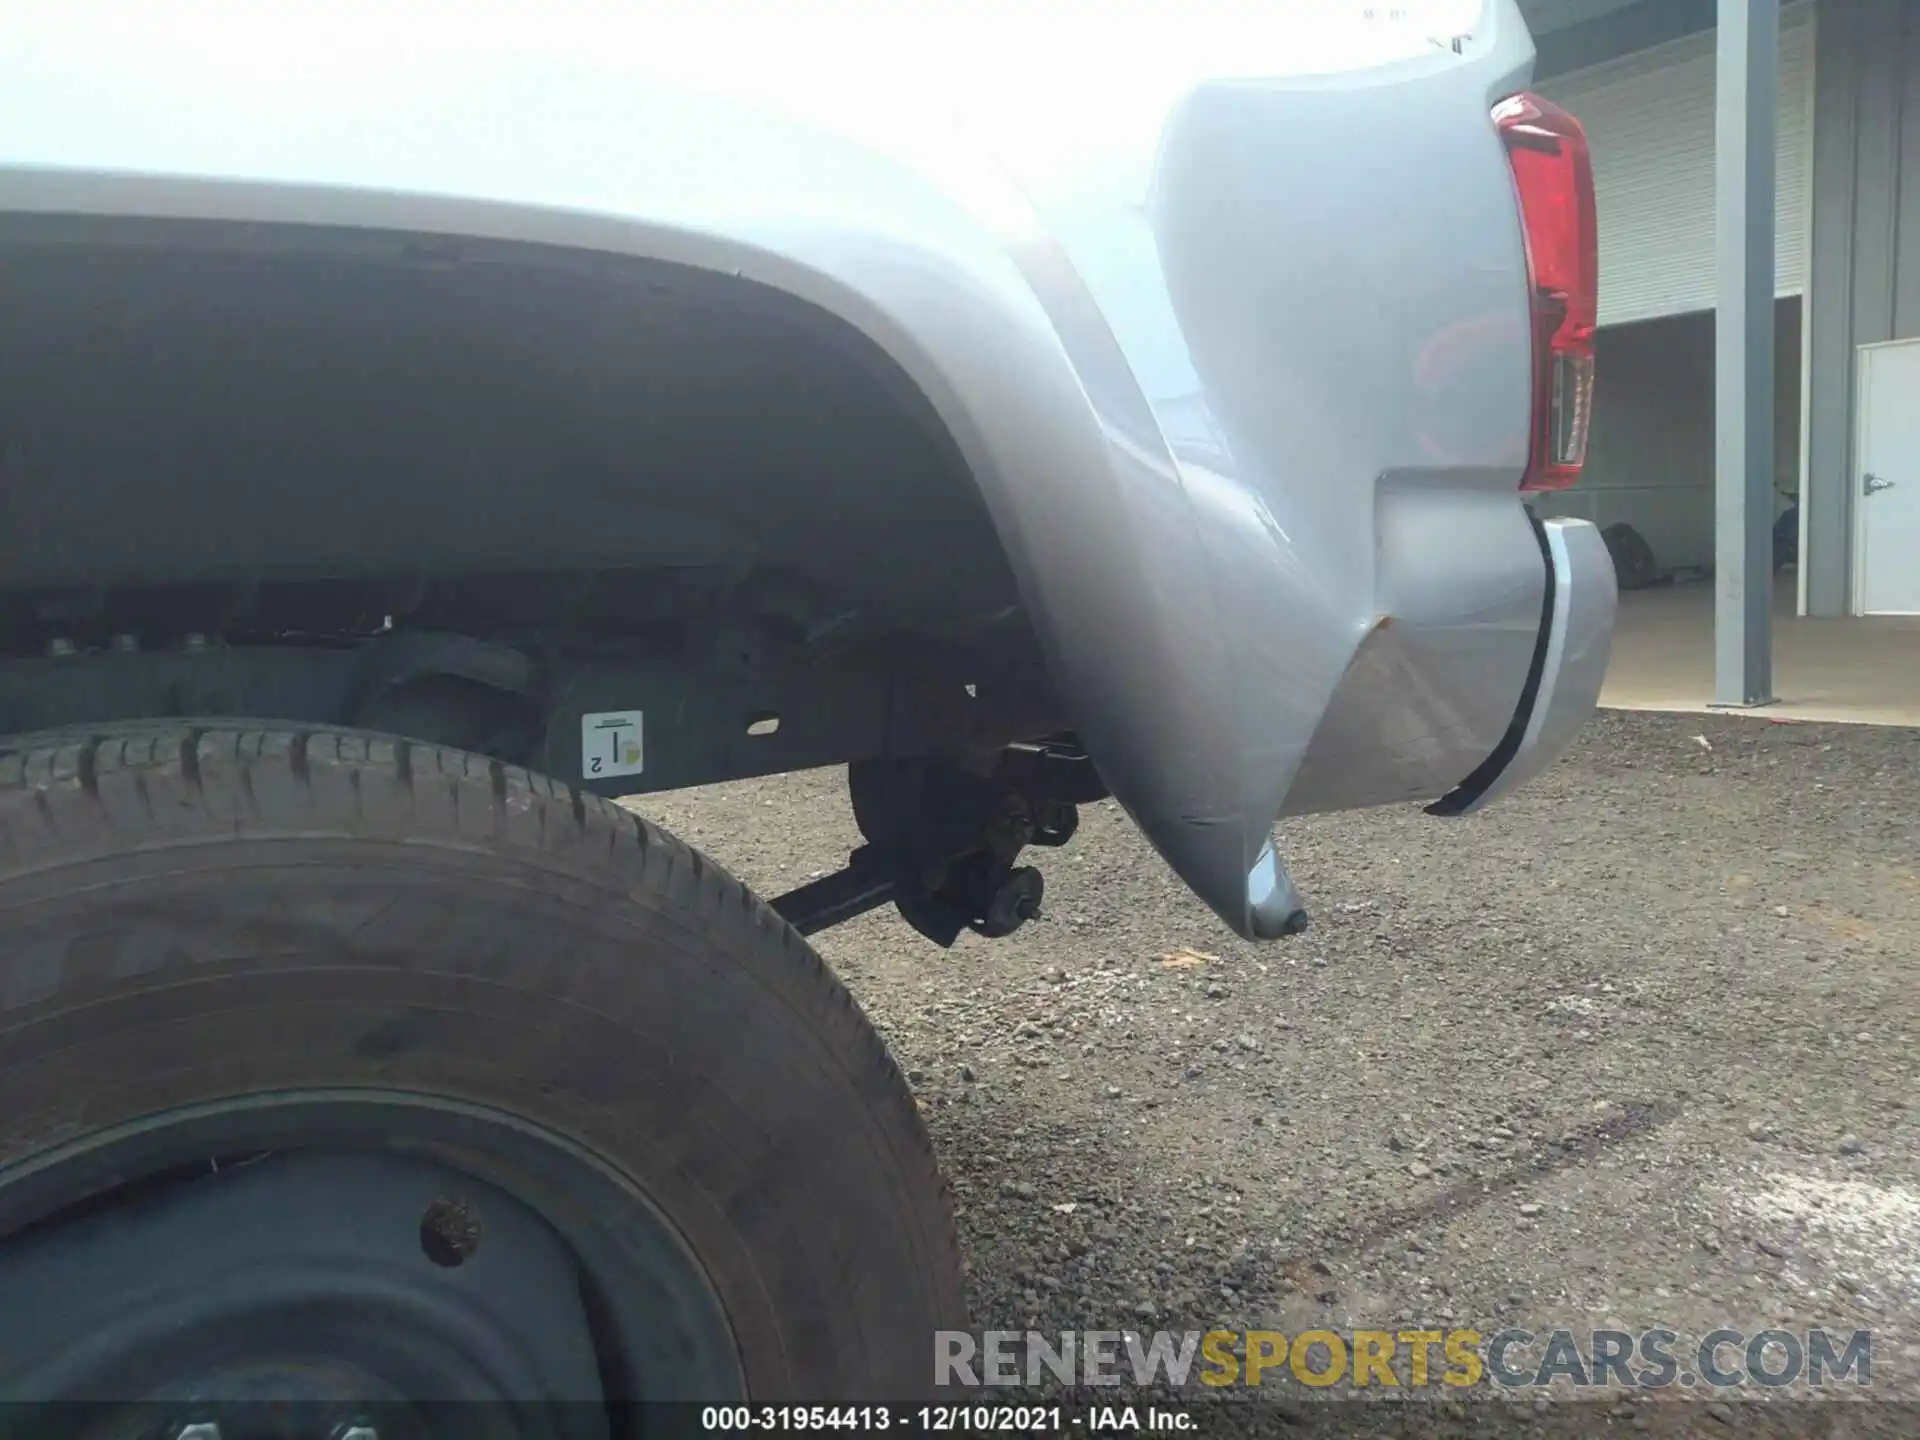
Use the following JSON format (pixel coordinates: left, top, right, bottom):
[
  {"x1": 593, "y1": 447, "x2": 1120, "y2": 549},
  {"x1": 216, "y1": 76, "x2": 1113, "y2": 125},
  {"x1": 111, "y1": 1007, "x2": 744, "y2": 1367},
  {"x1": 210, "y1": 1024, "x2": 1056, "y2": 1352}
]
[{"x1": 1602, "y1": 578, "x2": 1920, "y2": 726}]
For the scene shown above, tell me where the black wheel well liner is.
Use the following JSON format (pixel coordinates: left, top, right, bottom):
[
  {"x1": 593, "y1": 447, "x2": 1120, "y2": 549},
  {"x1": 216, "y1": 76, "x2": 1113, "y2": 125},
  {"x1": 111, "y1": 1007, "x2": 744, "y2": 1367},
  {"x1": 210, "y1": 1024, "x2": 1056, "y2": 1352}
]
[{"x1": 0, "y1": 212, "x2": 1026, "y2": 650}]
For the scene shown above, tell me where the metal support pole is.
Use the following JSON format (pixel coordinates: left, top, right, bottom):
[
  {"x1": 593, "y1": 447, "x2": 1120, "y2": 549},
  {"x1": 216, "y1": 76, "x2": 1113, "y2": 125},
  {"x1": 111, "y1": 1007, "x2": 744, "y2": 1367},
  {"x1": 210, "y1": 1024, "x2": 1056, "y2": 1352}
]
[{"x1": 1714, "y1": 0, "x2": 1778, "y2": 706}]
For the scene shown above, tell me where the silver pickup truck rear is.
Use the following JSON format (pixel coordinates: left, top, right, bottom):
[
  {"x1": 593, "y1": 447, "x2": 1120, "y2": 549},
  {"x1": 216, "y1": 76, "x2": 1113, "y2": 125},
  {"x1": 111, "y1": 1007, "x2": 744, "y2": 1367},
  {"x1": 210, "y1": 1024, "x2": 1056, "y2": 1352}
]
[
  {"x1": 0, "y1": 0, "x2": 1613, "y2": 940},
  {"x1": 0, "y1": 0, "x2": 1620, "y2": 1410}
]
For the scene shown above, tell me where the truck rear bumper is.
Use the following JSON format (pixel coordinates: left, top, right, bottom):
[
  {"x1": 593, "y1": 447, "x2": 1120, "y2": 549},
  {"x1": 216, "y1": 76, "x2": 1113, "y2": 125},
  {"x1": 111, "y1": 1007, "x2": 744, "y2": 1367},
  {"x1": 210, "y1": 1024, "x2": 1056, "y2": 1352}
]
[
  {"x1": 1240, "y1": 511, "x2": 1612, "y2": 938},
  {"x1": 1431, "y1": 515, "x2": 1617, "y2": 816}
]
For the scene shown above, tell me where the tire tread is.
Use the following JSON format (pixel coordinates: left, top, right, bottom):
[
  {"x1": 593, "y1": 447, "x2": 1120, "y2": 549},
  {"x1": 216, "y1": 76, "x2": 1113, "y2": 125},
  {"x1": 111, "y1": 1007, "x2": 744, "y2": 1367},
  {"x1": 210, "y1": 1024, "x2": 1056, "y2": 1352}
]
[{"x1": 0, "y1": 720, "x2": 963, "y2": 1391}]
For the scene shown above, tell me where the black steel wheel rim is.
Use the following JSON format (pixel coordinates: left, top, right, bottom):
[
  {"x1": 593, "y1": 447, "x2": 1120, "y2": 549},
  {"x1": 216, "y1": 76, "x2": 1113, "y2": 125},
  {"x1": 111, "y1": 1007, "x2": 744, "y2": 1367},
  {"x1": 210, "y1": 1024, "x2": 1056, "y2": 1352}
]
[{"x1": 0, "y1": 1090, "x2": 745, "y2": 1438}]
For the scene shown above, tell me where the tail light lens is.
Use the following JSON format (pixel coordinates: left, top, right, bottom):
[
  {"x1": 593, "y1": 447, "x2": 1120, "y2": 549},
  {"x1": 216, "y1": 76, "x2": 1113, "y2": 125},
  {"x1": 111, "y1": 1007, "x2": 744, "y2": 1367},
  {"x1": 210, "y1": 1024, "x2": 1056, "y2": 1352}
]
[{"x1": 1493, "y1": 92, "x2": 1598, "y2": 492}]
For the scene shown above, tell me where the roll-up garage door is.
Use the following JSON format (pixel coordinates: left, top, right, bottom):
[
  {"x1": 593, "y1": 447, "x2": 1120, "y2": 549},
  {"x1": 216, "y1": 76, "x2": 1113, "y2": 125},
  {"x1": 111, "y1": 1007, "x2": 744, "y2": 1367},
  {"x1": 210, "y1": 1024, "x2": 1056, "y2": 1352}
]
[{"x1": 1541, "y1": 6, "x2": 1813, "y2": 327}]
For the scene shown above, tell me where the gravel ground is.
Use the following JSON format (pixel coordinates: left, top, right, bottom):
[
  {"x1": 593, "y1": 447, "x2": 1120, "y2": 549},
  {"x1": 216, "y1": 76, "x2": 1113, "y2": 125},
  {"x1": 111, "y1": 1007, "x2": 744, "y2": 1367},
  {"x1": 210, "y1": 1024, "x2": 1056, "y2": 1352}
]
[{"x1": 635, "y1": 710, "x2": 1919, "y2": 1437}]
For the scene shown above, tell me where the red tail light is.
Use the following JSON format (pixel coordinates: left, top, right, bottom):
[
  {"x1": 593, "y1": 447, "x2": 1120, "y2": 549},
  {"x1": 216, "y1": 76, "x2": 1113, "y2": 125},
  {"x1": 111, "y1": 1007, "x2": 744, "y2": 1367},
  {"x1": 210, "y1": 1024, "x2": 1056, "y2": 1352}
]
[{"x1": 1494, "y1": 92, "x2": 1598, "y2": 492}]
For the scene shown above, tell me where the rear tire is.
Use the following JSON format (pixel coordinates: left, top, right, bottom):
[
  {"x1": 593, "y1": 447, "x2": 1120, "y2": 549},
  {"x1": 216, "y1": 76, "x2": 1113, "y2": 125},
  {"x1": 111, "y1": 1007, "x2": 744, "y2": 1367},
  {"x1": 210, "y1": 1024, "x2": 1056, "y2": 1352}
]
[
  {"x1": 1601, "y1": 521, "x2": 1658, "y2": 591},
  {"x1": 0, "y1": 724, "x2": 963, "y2": 1403}
]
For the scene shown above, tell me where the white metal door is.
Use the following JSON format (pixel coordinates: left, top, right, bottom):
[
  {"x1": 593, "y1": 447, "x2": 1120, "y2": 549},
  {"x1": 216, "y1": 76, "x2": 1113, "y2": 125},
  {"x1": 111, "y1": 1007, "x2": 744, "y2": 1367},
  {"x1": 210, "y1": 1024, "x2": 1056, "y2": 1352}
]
[
  {"x1": 1855, "y1": 341, "x2": 1920, "y2": 615},
  {"x1": 1542, "y1": 6, "x2": 1813, "y2": 327}
]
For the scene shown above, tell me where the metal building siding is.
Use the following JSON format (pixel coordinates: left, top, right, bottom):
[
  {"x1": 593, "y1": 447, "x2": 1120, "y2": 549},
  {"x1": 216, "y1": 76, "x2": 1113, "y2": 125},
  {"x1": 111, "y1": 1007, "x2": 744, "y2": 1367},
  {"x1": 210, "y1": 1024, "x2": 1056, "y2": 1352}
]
[{"x1": 1543, "y1": 8, "x2": 1814, "y2": 327}]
